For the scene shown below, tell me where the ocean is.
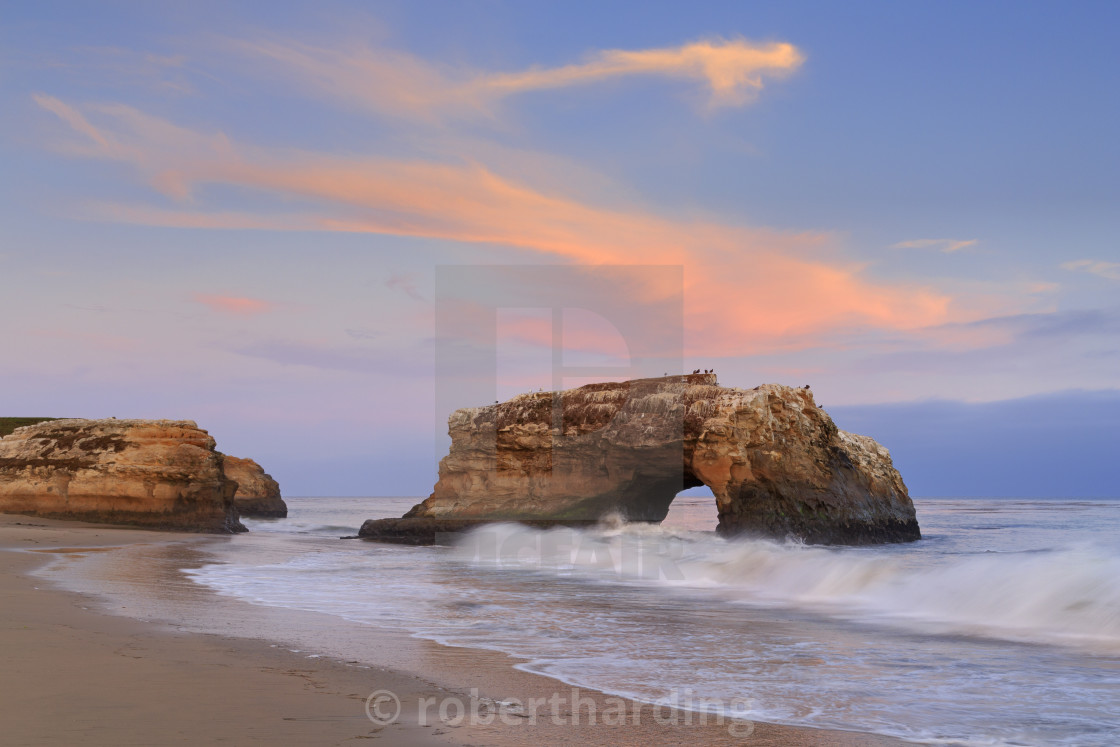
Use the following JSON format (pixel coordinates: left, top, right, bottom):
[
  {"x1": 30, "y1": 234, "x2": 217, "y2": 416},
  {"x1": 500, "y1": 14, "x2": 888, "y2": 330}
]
[{"x1": 42, "y1": 496, "x2": 1120, "y2": 745}]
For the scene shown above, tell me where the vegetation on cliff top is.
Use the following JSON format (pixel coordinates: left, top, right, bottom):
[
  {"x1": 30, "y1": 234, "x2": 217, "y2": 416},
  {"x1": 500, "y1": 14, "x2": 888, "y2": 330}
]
[{"x1": 0, "y1": 418, "x2": 58, "y2": 438}]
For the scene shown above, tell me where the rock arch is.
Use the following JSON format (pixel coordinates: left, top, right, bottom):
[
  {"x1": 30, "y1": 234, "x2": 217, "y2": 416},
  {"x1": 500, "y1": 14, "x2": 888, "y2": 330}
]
[{"x1": 359, "y1": 375, "x2": 920, "y2": 545}]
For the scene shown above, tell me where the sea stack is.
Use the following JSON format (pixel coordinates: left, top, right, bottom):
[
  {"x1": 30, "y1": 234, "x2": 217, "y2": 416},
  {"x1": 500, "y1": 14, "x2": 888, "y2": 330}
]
[
  {"x1": 223, "y1": 456, "x2": 287, "y2": 518},
  {"x1": 0, "y1": 418, "x2": 245, "y2": 532},
  {"x1": 360, "y1": 374, "x2": 920, "y2": 545}
]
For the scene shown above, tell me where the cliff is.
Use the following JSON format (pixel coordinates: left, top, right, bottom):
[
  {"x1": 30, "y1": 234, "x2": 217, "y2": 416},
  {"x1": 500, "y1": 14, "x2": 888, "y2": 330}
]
[
  {"x1": 223, "y1": 456, "x2": 287, "y2": 518},
  {"x1": 360, "y1": 375, "x2": 919, "y2": 545},
  {"x1": 0, "y1": 419, "x2": 245, "y2": 532}
]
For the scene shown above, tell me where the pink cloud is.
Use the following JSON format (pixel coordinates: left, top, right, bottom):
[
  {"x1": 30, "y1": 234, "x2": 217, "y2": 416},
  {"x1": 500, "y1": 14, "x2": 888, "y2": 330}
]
[
  {"x1": 36, "y1": 95, "x2": 993, "y2": 357},
  {"x1": 890, "y1": 238, "x2": 978, "y2": 253},
  {"x1": 193, "y1": 293, "x2": 276, "y2": 316},
  {"x1": 236, "y1": 36, "x2": 804, "y2": 121},
  {"x1": 1061, "y1": 259, "x2": 1120, "y2": 281}
]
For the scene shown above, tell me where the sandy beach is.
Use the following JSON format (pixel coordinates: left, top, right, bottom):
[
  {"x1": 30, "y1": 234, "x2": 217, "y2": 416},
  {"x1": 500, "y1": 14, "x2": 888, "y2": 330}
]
[{"x1": 0, "y1": 514, "x2": 905, "y2": 746}]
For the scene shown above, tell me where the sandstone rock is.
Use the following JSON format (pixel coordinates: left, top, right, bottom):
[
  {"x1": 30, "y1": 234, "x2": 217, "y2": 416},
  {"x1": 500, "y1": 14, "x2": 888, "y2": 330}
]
[
  {"x1": 223, "y1": 456, "x2": 287, "y2": 518},
  {"x1": 0, "y1": 419, "x2": 245, "y2": 532},
  {"x1": 360, "y1": 375, "x2": 919, "y2": 545}
]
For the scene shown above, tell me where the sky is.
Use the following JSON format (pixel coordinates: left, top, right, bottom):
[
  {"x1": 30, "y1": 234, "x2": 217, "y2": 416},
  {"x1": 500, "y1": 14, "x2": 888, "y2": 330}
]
[{"x1": 1, "y1": 1, "x2": 1117, "y2": 497}]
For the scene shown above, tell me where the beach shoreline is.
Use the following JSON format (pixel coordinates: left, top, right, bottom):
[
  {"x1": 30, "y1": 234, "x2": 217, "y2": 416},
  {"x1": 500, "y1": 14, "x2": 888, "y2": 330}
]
[{"x1": 0, "y1": 514, "x2": 904, "y2": 746}]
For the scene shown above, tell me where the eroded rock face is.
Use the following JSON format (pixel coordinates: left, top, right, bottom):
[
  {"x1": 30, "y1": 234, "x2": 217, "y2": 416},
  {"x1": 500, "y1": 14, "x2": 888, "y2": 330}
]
[
  {"x1": 360, "y1": 375, "x2": 919, "y2": 545},
  {"x1": 223, "y1": 456, "x2": 287, "y2": 518},
  {"x1": 0, "y1": 419, "x2": 245, "y2": 532}
]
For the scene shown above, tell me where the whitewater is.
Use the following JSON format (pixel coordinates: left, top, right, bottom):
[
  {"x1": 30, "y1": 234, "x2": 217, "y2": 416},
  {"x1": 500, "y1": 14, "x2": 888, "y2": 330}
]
[{"x1": 179, "y1": 496, "x2": 1120, "y2": 745}]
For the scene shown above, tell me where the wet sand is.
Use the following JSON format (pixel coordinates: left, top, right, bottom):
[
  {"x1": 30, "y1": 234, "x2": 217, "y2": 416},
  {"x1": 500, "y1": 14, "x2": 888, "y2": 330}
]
[{"x1": 0, "y1": 514, "x2": 903, "y2": 745}]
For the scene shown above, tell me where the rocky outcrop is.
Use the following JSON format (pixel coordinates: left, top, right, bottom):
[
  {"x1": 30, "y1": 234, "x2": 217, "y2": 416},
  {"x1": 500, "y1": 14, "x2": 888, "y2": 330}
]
[
  {"x1": 360, "y1": 375, "x2": 919, "y2": 545},
  {"x1": 0, "y1": 419, "x2": 245, "y2": 532},
  {"x1": 223, "y1": 456, "x2": 287, "y2": 518}
]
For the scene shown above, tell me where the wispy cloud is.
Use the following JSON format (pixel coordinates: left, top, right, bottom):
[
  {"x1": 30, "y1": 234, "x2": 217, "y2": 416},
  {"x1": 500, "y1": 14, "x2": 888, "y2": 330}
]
[
  {"x1": 386, "y1": 274, "x2": 424, "y2": 301},
  {"x1": 469, "y1": 38, "x2": 803, "y2": 109},
  {"x1": 29, "y1": 328, "x2": 141, "y2": 353},
  {"x1": 830, "y1": 307, "x2": 1120, "y2": 402},
  {"x1": 222, "y1": 337, "x2": 430, "y2": 378},
  {"x1": 1061, "y1": 259, "x2": 1120, "y2": 281},
  {"x1": 88, "y1": 203, "x2": 311, "y2": 230},
  {"x1": 193, "y1": 293, "x2": 276, "y2": 315},
  {"x1": 77, "y1": 46, "x2": 195, "y2": 94},
  {"x1": 890, "y1": 238, "x2": 978, "y2": 253},
  {"x1": 237, "y1": 36, "x2": 804, "y2": 121},
  {"x1": 19, "y1": 46, "x2": 197, "y2": 96},
  {"x1": 344, "y1": 328, "x2": 382, "y2": 341},
  {"x1": 35, "y1": 94, "x2": 961, "y2": 354}
]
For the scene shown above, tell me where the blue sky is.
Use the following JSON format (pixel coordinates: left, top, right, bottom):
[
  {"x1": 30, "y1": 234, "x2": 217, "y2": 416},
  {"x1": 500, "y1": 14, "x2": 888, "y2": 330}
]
[{"x1": 1, "y1": 1, "x2": 1117, "y2": 496}]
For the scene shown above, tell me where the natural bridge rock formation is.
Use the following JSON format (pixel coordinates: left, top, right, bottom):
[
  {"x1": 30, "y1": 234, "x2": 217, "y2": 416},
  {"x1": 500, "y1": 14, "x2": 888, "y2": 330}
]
[
  {"x1": 360, "y1": 375, "x2": 920, "y2": 545},
  {"x1": 224, "y1": 456, "x2": 287, "y2": 518},
  {"x1": 0, "y1": 419, "x2": 245, "y2": 532}
]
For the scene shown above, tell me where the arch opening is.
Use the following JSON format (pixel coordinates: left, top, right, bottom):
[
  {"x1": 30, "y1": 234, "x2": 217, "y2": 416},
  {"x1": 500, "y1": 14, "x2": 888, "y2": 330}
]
[
  {"x1": 663, "y1": 484, "x2": 719, "y2": 531},
  {"x1": 605, "y1": 465, "x2": 717, "y2": 529}
]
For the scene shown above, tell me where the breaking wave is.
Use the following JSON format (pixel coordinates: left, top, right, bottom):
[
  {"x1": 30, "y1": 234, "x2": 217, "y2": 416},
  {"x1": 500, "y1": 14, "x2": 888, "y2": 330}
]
[{"x1": 453, "y1": 521, "x2": 1120, "y2": 651}]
